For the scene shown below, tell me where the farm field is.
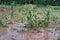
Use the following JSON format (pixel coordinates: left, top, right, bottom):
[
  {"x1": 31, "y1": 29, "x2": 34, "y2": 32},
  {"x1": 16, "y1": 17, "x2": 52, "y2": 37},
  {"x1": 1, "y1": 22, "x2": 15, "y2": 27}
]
[{"x1": 0, "y1": 5, "x2": 60, "y2": 40}]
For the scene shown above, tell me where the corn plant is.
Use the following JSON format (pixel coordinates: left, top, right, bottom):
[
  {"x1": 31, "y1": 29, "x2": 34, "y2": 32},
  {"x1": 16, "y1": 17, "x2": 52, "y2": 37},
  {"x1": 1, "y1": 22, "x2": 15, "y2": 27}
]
[
  {"x1": 25, "y1": 7, "x2": 42, "y2": 31},
  {"x1": 0, "y1": 20, "x2": 7, "y2": 28},
  {"x1": 0, "y1": 14, "x2": 8, "y2": 28},
  {"x1": 0, "y1": 17, "x2": 8, "y2": 28},
  {"x1": 44, "y1": 8, "x2": 50, "y2": 28},
  {"x1": 0, "y1": 20, "x2": 3, "y2": 27}
]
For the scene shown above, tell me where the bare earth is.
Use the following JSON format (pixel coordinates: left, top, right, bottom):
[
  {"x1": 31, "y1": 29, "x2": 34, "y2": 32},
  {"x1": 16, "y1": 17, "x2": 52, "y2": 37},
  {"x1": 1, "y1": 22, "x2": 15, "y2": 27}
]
[{"x1": 0, "y1": 22, "x2": 60, "y2": 40}]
